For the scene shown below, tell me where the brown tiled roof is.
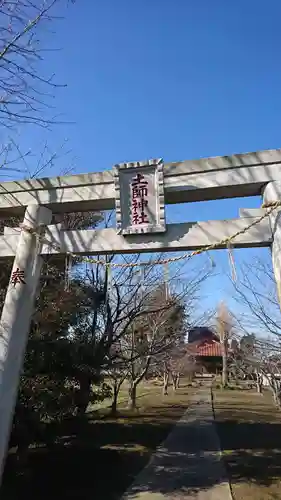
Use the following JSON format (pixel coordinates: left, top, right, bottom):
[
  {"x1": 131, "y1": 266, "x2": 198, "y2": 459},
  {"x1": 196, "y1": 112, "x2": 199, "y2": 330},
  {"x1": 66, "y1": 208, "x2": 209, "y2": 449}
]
[{"x1": 196, "y1": 342, "x2": 223, "y2": 357}]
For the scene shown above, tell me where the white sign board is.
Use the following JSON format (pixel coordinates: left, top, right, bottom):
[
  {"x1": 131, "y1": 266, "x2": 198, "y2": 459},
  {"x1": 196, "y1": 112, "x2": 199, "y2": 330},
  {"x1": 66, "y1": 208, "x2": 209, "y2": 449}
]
[{"x1": 114, "y1": 159, "x2": 166, "y2": 235}]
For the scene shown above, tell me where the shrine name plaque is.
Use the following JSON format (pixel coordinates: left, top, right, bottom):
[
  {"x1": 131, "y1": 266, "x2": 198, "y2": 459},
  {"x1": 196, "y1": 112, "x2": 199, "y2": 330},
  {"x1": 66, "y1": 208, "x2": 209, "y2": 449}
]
[{"x1": 114, "y1": 159, "x2": 166, "y2": 235}]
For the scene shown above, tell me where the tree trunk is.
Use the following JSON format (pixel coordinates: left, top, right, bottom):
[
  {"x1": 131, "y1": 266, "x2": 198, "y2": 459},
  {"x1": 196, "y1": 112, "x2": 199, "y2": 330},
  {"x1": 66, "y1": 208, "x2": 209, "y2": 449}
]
[
  {"x1": 76, "y1": 378, "x2": 91, "y2": 417},
  {"x1": 171, "y1": 372, "x2": 179, "y2": 391},
  {"x1": 267, "y1": 376, "x2": 281, "y2": 408},
  {"x1": 127, "y1": 358, "x2": 151, "y2": 409},
  {"x1": 163, "y1": 371, "x2": 169, "y2": 395},
  {"x1": 276, "y1": 391, "x2": 281, "y2": 408},
  {"x1": 256, "y1": 379, "x2": 263, "y2": 394},
  {"x1": 255, "y1": 370, "x2": 263, "y2": 394},
  {"x1": 272, "y1": 385, "x2": 281, "y2": 408},
  {"x1": 128, "y1": 383, "x2": 137, "y2": 410},
  {"x1": 111, "y1": 382, "x2": 119, "y2": 416},
  {"x1": 272, "y1": 388, "x2": 281, "y2": 407},
  {"x1": 256, "y1": 380, "x2": 263, "y2": 393},
  {"x1": 221, "y1": 342, "x2": 228, "y2": 388}
]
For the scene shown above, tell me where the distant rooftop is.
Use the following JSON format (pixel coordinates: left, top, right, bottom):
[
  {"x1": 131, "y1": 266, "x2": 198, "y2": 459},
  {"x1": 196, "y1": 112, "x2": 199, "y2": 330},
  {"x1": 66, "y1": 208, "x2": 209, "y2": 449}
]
[{"x1": 188, "y1": 326, "x2": 219, "y2": 344}]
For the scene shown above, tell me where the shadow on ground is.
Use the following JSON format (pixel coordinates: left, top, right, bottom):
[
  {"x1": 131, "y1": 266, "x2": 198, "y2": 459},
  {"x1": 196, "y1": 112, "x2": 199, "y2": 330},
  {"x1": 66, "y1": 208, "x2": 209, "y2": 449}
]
[
  {"x1": 123, "y1": 420, "x2": 281, "y2": 499},
  {"x1": 215, "y1": 419, "x2": 281, "y2": 488},
  {"x1": 2, "y1": 395, "x2": 281, "y2": 499},
  {"x1": 1, "y1": 404, "x2": 186, "y2": 500},
  {"x1": 1, "y1": 419, "x2": 228, "y2": 500}
]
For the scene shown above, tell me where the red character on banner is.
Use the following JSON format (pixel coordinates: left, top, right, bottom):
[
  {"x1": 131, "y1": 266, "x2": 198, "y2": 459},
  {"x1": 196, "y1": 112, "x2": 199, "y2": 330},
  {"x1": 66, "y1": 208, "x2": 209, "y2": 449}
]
[
  {"x1": 130, "y1": 173, "x2": 149, "y2": 225},
  {"x1": 131, "y1": 173, "x2": 148, "y2": 199},
  {"x1": 11, "y1": 268, "x2": 26, "y2": 286}
]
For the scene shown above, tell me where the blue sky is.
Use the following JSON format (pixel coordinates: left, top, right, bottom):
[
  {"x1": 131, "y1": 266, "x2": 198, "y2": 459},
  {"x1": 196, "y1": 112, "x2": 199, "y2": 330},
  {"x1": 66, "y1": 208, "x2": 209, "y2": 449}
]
[{"x1": 6, "y1": 0, "x2": 281, "y2": 319}]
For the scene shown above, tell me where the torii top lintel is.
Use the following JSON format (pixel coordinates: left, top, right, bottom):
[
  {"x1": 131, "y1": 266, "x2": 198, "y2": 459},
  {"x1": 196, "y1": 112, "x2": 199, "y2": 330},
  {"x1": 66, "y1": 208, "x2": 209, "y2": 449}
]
[{"x1": 0, "y1": 148, "x2": 281, "y2": 215}]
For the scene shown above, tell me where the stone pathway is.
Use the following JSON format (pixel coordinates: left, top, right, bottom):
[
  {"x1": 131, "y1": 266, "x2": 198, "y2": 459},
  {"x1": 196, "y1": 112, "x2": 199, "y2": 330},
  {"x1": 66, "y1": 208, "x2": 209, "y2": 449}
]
[{"x1": 122, "y1": 388, "x2": 232, "y2": 499}]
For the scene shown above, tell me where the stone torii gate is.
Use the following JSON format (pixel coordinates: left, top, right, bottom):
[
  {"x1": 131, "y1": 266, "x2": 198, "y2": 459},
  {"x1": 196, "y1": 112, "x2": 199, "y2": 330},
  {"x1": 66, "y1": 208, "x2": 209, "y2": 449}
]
[{"x1": 0, "y1": 147, "x2": 281, "y2": 480}]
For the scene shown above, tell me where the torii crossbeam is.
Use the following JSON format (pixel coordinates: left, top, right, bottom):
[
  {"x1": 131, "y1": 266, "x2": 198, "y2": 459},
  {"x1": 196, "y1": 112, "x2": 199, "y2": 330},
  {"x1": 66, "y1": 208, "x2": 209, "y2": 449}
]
[{"x1": 0, "y1": 148, "x2": 281, "y2": 483}]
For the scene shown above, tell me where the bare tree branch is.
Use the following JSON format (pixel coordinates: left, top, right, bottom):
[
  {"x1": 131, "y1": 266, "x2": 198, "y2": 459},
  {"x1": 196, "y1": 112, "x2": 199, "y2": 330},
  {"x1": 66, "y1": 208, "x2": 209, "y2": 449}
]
[{"x1": 0, "y1": 0, "x2": 73, "y2": 127}]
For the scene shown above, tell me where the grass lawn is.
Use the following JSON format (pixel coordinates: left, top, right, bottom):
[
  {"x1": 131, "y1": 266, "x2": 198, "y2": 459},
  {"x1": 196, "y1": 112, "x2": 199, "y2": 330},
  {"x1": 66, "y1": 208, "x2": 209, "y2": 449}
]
[
  {"x1": 1, "y1": 380, "x2": 194, "y2": 500},
  {"x1": 212, "y1": 387, "x2": 281, "y2": 500}
]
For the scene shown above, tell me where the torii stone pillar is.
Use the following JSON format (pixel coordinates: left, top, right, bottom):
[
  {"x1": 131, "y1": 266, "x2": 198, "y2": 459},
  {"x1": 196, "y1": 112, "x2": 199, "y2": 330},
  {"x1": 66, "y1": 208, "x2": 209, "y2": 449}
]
[
  {"x1": 263, "y1": 182, "x2": 281, "y2": 304},
  {"x1": 0, "y1": 204, "x2": 52, "y2": 483}
]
